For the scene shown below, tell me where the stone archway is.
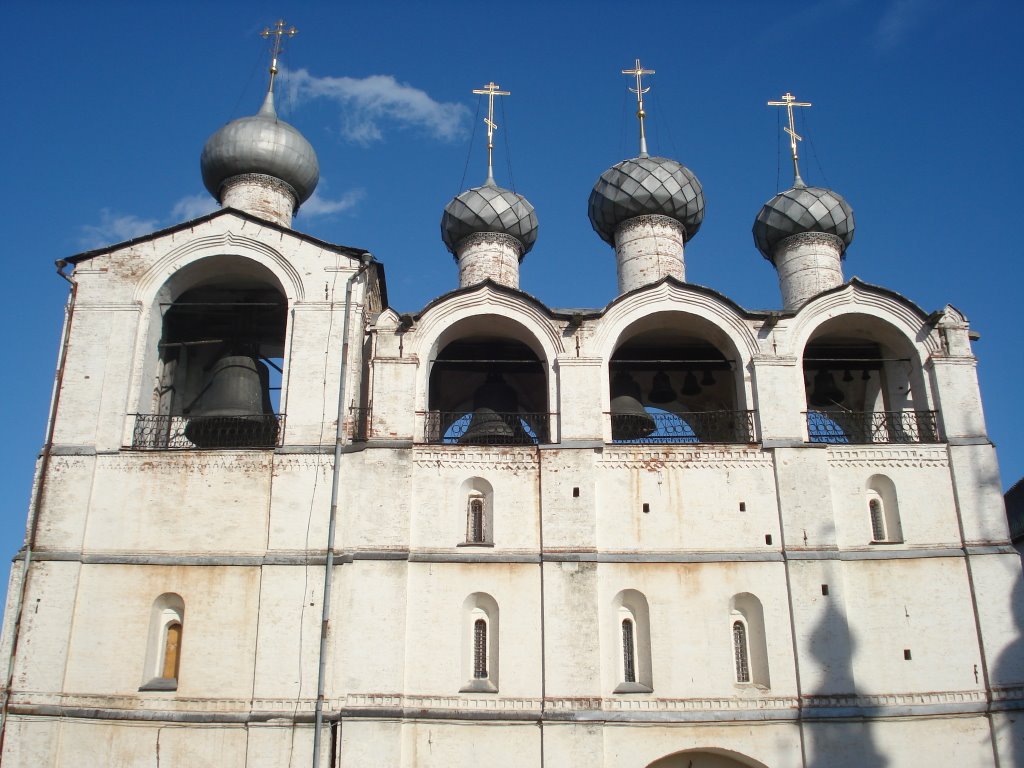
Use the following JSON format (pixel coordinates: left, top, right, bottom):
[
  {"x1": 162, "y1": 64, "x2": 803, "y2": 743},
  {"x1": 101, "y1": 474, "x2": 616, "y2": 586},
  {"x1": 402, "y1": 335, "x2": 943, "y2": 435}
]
[{"x1": 646, "y1": 749, "x2": 768, "y2": 768}]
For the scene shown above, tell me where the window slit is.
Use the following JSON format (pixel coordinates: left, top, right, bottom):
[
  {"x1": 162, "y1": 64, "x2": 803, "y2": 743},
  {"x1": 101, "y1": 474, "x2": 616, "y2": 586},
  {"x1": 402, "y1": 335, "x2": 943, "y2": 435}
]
[
  {"x1": 473, "y1": 619, "x2": 488, "y2": 678},
  {"x1": 733, "y1": 620, "x2": 750, "y2": 683},
  {"x1": 469, "y1": 498, "x2": 484, "y2": 543},
  {"x1": 869, "y1": 498, "x2": 886, "y2": 541},
  {"x1": 622, "y1": 618, "x2": 636, "y2": 683}
]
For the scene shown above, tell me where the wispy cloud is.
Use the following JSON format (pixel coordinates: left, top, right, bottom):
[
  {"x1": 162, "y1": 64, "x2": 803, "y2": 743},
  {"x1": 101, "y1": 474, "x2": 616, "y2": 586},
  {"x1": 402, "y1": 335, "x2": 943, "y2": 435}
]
[
  {"x1": 170, "y1": 193, "x2": 219, "y2": 221},
  {"x1": 80, "y1": 184, "x2": 362, "y2": 249},
  {"x1": 301, "y1": 188, "x2": 364, "y2": 218},
  {"x1": 875, "y1": 0, "x2": 927, "y2": 49},
  {"x1": 79, "y1": 210, "x2": 159, "y2": 249},
  {"x1": 285, "y1": 68, "x2": 470, "y2": 145}
]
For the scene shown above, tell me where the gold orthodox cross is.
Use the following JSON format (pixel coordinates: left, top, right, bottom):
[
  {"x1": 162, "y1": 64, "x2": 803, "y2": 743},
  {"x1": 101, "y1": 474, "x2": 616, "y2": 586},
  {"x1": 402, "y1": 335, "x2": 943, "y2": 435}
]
[
  {"x1": 261, "y1": 19, "x2": 298, "y2": 93},
  {"x1": 768, "y1": 92, "x2": 812, "y2": 184},
  {"x1": 623, "y1": 59, "x2": 655, "y2": 157},
  {"x1": 472, "y1": 81, "x2": 510, "y2": 184}
]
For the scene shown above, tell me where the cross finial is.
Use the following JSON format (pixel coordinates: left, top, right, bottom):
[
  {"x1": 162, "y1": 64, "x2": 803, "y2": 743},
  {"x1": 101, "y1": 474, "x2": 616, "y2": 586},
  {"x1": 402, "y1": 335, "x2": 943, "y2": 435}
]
[
  {"x1": 622, "y1": 59, "x2": 655, "y2": 157},
  {"x1": 768, "y1": 91, "x2": 813, "y2": 186},
  {"x1": 472, "y1": 81, "x2": 511, "y2": 185},
  {"x1": 260, "y1": 19, "x2": 298, "y2": 94}
]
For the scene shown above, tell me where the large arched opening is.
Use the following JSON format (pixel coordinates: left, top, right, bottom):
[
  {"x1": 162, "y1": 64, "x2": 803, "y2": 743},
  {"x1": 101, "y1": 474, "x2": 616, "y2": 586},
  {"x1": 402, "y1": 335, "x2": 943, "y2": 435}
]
[
  {"x1": 608, "y1": 311, "x2": 752, "y2": 444},
  {"x1": 646, "y1": 748, "x2": 769, "y2": 768},
  {"x1": 425, "y1": 314, "x2": 550, "y2": 445},
  {"x1": 800, "y1": 313, "x2": 937, "y2": 444}
]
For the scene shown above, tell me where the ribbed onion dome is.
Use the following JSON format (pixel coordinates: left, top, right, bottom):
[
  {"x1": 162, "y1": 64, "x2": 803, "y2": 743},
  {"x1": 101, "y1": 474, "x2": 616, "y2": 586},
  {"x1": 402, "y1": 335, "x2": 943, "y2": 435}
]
[
  {"x1": 200, "y1": 92, "x2": 320, "y2": 205},
  {"x1": 588, "y1": 156, "x2": 705, "y2": 246},
  {"x1": 753, "y1": 182, "x2": 855, "y2": 261},
  {"x1": 441, "y1": 180, "x2": 539, "y2": 257}
]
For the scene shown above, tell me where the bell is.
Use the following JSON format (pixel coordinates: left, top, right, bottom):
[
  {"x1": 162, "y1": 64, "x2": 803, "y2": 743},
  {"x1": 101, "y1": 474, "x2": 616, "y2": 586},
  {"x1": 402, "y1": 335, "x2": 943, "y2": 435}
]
[
  {"x1": 459, "y1": 407, "x2": 515, "y2": 444},
  {"x1": 809, "y1": 368, "x2": 845, "y2": 407},
  {"x1": 648, "y1": 370, "x2": 676, "y2": 403},
  {"x1": 680, "y1": 370, "x2": 701, "y2": 396},
  {"x1": 842, "y1": 369, "x2": 854, "y2": 383},
  {"x1": 610, "y1": 395, "x2": 656, "y2": 440},
  {"x1": 473, "y1": 371, "x2": 518, "y2": 412},
  {"x1": 185, "y1": 355, "x2": 276, "y2": 448}
]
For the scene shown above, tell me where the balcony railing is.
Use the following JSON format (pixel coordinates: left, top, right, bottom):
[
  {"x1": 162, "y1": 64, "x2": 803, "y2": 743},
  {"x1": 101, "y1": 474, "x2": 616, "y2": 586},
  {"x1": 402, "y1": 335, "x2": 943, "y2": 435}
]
[
  {"x1": 611, "y1": 410, "x2": 756, "y2": 444},
  {"x1": 130, "y1": 413, "x2": 285, "y2": 450},
  {"x1": 806, "y1": 410, "x2": 940, "y2": 444},
  {"x1": 423, "y1": 411, "x2": 550, "y2": 446}
]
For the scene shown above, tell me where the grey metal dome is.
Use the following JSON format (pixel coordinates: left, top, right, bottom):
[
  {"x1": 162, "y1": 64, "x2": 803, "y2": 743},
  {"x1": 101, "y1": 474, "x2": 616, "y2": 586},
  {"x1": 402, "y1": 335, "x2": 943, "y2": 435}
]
[
  {"x1": 200, "y1": 92, "x2": 320, "y2": 205},
  {"x1": 441, "y1": 181, "x2": 538, "y2": 257},
  {"x1": 588, "y1": 155, "x2": 704, "y2": 246},
  {"x1": 753, "y1": 183, "x2": 855, "y2": 261}
]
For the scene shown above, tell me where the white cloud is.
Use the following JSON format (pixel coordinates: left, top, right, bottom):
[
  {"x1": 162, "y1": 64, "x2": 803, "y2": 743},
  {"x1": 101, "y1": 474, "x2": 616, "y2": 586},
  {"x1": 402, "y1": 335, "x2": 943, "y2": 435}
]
[
  {"x1": 875, "y1": 0, "x2": 927, "y2": 48},
  {"x1": 170, "y1": 193, "x2": 219, "y2": 221},
  {"x1": 300, "y1": 188, "x2": 364, "y2": 218},
  {"x1": 78, "y1": 209, "x2": 159, "y2": 249},
  {"x1": 285, "y1": 68, "x2": 470, "y2": 144}
]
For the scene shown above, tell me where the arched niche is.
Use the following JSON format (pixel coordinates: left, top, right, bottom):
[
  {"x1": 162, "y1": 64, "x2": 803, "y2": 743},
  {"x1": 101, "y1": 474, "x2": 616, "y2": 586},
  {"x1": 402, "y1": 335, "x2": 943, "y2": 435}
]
[
  {"x1": 646, "y1": 748, "x2": 770, "y2": 768},
  {"x1": 426, "y1": 314, "x2": 550, "y2": 445},
  {"x1": 136, "y1": 256, "x2": 288, "y2": 449},
  {"x1": 801, "y1": 313, "x2": 936, "y2": 444},
  {"x1": 730, "y1": 592, "x2": 770, "y2": 688},
  {"x1": 460, "y1": 592, "x2": 499, "y2": 692},
  {"x1": 611, "y1": 589, "x2": 653, "y2": 693},
  {"x1": 608, "y1": 311, "x2": 751, "y2": 444},
  {"x1": 867, "y1": 473, "x2": 903, "y2": 543}
]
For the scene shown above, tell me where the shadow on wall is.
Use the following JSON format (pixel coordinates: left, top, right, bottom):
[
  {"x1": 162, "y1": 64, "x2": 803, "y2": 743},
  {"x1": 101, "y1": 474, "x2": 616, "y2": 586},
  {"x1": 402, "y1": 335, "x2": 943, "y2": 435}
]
[
  {"x1": 995, "y1": 574, "x2": 1024, "y2": 766},
  {"x1": 805, "y1": 598, "x2": 888, "y2": 768}
]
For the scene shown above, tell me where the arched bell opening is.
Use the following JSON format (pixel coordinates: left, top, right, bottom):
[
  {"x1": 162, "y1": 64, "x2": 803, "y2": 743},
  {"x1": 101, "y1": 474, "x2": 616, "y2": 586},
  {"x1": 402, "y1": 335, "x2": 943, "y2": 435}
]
[
  {"x1": 426, "y1": 334, "x2": 549, "y2": 446},
  {"x1": 134, "y1": 258, "x2": 288, "y2": 450},
  {"x1": 608, "y1": 313, "x2": 751, "y2": 444},
  {"x1": 802, "y1": 314, "x2": 936, "y2": 444}
]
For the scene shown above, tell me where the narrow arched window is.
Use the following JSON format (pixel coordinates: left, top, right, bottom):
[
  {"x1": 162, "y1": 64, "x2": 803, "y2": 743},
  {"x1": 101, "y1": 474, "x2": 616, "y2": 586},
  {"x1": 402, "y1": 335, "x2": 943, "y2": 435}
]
[
  {"x1": 733, "y1": 620, "x2": 750, "y2": 683},
  {"x1": 162, "y1": 622, "x2": 182, "y2": 679},
  {"x1": 869, "y1": 498, "x2": 886, "y2": 542},
  {"x1": 473, "y1": 619, "x2": 488, "y2": 679},
  {"x1": 622, "y1": 618, "x2": 637, "y2": 683},
  {"x1": 469, "y1": 498, "x2": 485, "y2": 543},
  {"x1": 140, "y1": 593, "x2": 185, "y2": 692}
]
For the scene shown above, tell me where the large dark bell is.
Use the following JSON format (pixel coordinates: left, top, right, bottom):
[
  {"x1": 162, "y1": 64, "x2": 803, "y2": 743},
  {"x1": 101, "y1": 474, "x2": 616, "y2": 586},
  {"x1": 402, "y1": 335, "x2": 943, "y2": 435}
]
[
  {"x1": 185, "y1": 355, "x2": 277, "y2": 448},
  {"x1": 809, "y1": 368, "x2": 845, "y2": 408},
  {"x1": 648, "y1": 370, "x2": 676, "y2": 404},
  {"x1": 610, "y1": 395, "x2": 656, "y2": 440},
  {"x1": 473, "y1": 371, "x2": 518, "y2": 413},
  {"x1": 460, "y1": 407, "x2": 516, "y2": 445}
]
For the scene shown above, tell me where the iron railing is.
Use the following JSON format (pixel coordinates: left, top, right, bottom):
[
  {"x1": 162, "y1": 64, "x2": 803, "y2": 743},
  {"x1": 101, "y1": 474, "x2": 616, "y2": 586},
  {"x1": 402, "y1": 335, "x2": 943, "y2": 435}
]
[
  {"x1": 349, "y1": 407, "x2": 371, "y2": 442},
  {"x1": 610, "y1": 410, "x2": 756, "y2": 444},
  {"x1": 423, "y1": 411, "x2": 550, "y2": 445},
  {"x1": 806, "y1": 410, "x2": 940, "y2": 444},
  {"x1": 131, "y1": 413, "x2": 285, "y2": 450}
]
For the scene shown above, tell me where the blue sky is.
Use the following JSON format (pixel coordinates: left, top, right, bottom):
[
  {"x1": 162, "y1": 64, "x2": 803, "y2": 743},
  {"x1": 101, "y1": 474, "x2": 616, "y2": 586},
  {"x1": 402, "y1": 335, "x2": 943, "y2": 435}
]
[{"x1": 3, "y1": 0, "x2": 1022, "y2": 575}]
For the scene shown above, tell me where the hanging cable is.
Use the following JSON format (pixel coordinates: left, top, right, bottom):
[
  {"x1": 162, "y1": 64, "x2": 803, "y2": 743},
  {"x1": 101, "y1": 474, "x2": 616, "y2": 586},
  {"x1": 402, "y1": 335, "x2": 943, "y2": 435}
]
[
  {"x1": 775, "y1": 105, "x2": 782, "y2": 192},
  {"x1": 802, "y1": 108, "x2": 832, "y2": 189},
  {"x1": 500, "y1": 96, "x2": 516, "y2": 192},
  {"x1": 458, "y1": 97, "x2": 483, "y2": 193}
]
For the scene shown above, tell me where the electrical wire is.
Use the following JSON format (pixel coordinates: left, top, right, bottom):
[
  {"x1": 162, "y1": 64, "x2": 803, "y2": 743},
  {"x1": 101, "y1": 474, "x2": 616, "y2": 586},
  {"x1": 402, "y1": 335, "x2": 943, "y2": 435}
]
[
  {"x1": 500, "y1": 96, "x2": 516, "y2": 192},
  {"x1": 458, "y1": 97, "x2": 483, "y2": 194},
  {"x1": 802, "y1": 108, "x2": 832, "y2": 189}
]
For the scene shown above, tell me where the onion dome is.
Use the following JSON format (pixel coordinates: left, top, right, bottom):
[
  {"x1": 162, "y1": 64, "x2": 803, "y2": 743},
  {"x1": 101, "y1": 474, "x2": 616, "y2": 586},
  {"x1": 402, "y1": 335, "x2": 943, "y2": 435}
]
[
  {"x1": 200, "y1": 92, "x2": 320, "y2": 205},
  {"x1": 588, "y1": 156, "x2": 705, "y2": 246},
  {"x1": 753, "y1": 182, "x2": 855, "y2": 261},
  {"x1": 441, "y1": 180, "x2": 539, "y2": 257}
]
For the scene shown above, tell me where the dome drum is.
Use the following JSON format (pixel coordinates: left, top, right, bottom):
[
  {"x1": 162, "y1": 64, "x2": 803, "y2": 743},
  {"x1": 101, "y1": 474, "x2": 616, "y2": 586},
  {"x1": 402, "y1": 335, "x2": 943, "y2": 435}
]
[
  {"x1": 441, "y1": 183, "x2": 538, "y2": 260},
  {"x1": 588, "y1": 156, "x2": 705, "y2": 246},
  {"x1": 200, "y1": 93, "x2": 320, "y2": 225},
  {"x1": 752, "y1": 184, "x2": 854, "y2": 262}
]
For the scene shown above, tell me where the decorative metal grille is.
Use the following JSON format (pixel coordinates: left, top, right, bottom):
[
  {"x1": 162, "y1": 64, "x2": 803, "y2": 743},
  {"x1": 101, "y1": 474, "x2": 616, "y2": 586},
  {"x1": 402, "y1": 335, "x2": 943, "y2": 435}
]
[
  {"x1": 610, "y1": 410, "x2": 755, "y2": 444},
  {"x1": 621, "y1": 619, "x2": 636, "y2": 684},
  {"x1": 473, "y1": 619, "x2": 488, "y2": 679},
  {"x1": 423, "y1": 411, "x2": 550, "y2": 445},
  {"x1": 806, "y1": 410, "x2": 939, "y2": 444},
  {"x1": 131, "y1": 413, "x2": 284, "y2": 450},
  {"x1": 733, "y1": 621, "x2": 750, "y2": 683},
  {"x1": 869, "y1": 499, "x2": 886, "y2": 542},
  {"x1": 469, "y1": 498, "x2": 485, "y2": 543}
]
